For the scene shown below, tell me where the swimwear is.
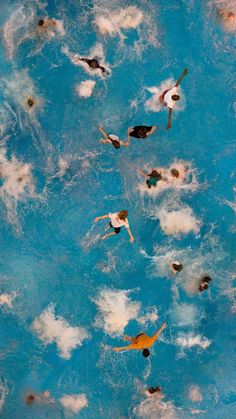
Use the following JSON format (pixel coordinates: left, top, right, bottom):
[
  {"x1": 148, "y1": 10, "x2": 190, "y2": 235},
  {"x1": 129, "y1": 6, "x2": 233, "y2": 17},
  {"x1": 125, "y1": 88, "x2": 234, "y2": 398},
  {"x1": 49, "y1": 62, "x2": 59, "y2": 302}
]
[
  {"x1": 129, "y1": 126, "x2": 152, "y2": 139},
  {"x1": 146, "y1": 176, "x2": 159, "y2": 188},
  {"x1": 109, "y1": 222, "x2": 121, "y2": 234}
]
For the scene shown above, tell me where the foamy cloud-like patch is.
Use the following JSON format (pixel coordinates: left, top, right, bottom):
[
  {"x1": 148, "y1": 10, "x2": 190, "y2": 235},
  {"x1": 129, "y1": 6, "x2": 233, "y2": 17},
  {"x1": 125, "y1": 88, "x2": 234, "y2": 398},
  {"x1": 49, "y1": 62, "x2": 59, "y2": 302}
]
[
  {"x1": 0, "y1": 292, "x2": 17, "y2": 308},
  {"x1": 75, "y1": 80, "x2": 96, "y2": 98},
  {"x1": 173, "y1": 304, "x2": 200, "y2": 327},
  {"x1": 60, "y1": 394, "x2": 88, "y2": 414},
  {"x1": 176, "y1": 334, "x2": 211, "y2": 349},
  {"x1": 94, "y1": 6, "x2": 143, "y2": 38},
  {"x1": 32, "y1": 305, "x2": 89, "y2": 359},
  {"x1": 134, "y1": 396, "x2": 179, "y2": 419},
  {"x1": 159, "y1": 206, "x2": 200, "y2": 237},
  {"x1": 188, "y1": 385, "x2": 203, "y2": 402},
  {"x1": 94, "y1": 289, "x2": 157, "y2": 336},
  {"x1": 0, "y1": 383, "x2": 8, "y2": 411}
]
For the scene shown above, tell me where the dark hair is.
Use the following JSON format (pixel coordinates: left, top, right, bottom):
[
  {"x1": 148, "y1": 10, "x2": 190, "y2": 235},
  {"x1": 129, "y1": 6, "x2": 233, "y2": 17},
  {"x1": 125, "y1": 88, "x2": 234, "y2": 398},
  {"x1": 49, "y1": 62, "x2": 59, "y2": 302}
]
[
  {"x1": 148, "y1": 385, "x2": 161, "y2": 394},
  {"x1": 118, "y1": 210, "x2": 128, "y2": 220},
  {"x1": 142, "y1": 348, "x2": 150, "y2": 358},
  {"x1": 111, "y1": 139, "x2": 120, "y2": 149},
  {"x1": 38, "y1": 19, "x2": 44, "y2": 26},
  {"x1": 171, "y1": 168, "x2": 180, "y2": 178},
  {"x1": 27, "y1": 98, "x2": 34, "y2": 107},
  {"x1": 26, "y1": 394, "x2": 35, "y2": 405},
  {"x1": 137, "y1": 127, "x2": 148, "y2": 138},
  {"x1": 199, "y1": 283, "x2": 209, "y2": 292},
  {"x1": 172, "y1": 94, "x2": 180, "y2": 101},
  {"x1": 150, "y1": 170, "x2": 162, "y2": 180},
  {"x1": 202, "y1": 276, "x2": 212, "y2": 283},
  {"x1": 90, "y1": 59, "x2": 99, "y2": 69},
  {"x1": 173, "y1": 263, "x2": 183, "y2": 272}
]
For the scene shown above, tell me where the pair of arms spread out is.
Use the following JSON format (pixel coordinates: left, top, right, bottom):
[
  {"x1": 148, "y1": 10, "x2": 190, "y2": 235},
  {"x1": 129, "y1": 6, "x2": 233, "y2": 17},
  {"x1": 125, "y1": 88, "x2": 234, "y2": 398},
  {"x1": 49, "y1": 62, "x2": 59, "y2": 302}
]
[
  {"x1": 98, "y1": 125, "x2": 129, "y2": 147},
  {"x1": 94, "y1": 214, "x2": 134, "y2": 243},
  {"x1": 167, "y1": 68, "x2": 188, "y2": 130},
  {"x1": 126, "y1": 126, "x2": 157, "y2": 145},
  {"x1": 113, "y1": 323, "x2": 167, "y2": 352}
]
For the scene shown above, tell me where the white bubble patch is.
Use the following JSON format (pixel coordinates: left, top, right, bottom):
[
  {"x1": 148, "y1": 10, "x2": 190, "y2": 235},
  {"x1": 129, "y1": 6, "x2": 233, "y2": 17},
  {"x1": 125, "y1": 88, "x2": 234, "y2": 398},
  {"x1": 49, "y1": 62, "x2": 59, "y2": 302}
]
[
  {"x1": 176, "y1": 334, "x2": 211, "y2": 349},
  {"x1": 0, "y1": 291, "x2": 17, "y2": 308},
  {"x1": 94, "y1": 6, "x2": 143, "y2": 38},
  {"x1": 158, "y1": 206, "x2": 200, "y2": 237},
  {"x1": 60, "y1": 393, "x2": 88, "y2": 414},
  {"x1": 32, "y1": 305, "x2": 89, "y2": 359},
  {"x1": 75, "y1": 80, "x2": 96, "y2": 98},
  {"x1": 188, "y1": 385, "x2": 203, "y2": 402}
]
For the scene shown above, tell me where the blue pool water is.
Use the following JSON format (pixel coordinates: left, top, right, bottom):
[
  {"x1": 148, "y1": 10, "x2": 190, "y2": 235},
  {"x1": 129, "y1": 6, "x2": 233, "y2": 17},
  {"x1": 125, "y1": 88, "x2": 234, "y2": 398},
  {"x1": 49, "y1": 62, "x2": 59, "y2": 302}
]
[{"x1": 0, "y1": 0, "x2": 236, "y2": 418}]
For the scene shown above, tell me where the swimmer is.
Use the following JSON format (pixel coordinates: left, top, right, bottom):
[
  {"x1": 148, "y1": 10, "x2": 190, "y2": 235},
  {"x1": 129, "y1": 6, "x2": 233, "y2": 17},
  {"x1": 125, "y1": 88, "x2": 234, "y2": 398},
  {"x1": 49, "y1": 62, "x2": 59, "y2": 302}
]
[
  {"x1": 127, "y1": 126, "x2": 157, "y2": 143},
  {"x1": 198, "y1": 276, "x2": 212, "y2": 292},
  {"x1": 95, "y1": 210, "x2": 134, "y2": 243},
  {"x1": 113, "y1": 323, "x2": 166, "y2": 356},
  {"x1": 159, "y1": 68, "x2": 188, "y2": 129},
  {"x1": 98, "y1": 125, "x2": 129, "y2": 149},
  {"x1": 147, "y1": 385, "x2": 161, "y2": 395},
  {"x1": 136, "y1": 167, "x2": 163, "y2": 188},
  {"x1": 27, "y1": 97, "x2": 35, "y2": 108},
  {"x1": 80, "y1": 57, "x2": 107, "y2": 74},
  {"x1": 169, "y1": 261, "x2": 183, "y2": 275},
  {"x1": 218, "y1": 9, "x2": 235, "y2": 30},
  {"x1": 26, "y1": 391, "x2": 54, "y2": 405},
  {"x1": 38, "y1": 18, "x2": 57, "y2": 30}
]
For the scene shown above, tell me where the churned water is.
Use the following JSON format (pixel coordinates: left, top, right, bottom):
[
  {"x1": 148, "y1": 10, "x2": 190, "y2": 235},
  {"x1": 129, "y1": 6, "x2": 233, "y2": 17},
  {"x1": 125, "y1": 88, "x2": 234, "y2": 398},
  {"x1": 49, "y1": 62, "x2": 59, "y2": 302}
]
[{"x1": 0, "y1": 0, "x2": 235, "y2": 418}]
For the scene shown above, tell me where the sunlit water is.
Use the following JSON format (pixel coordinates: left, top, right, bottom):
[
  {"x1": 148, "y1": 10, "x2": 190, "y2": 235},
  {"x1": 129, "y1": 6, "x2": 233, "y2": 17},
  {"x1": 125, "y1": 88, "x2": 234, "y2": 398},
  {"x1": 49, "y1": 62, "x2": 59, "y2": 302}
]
[{"x1": 0, "y1": 0, "x2": 235, "y2": 418}]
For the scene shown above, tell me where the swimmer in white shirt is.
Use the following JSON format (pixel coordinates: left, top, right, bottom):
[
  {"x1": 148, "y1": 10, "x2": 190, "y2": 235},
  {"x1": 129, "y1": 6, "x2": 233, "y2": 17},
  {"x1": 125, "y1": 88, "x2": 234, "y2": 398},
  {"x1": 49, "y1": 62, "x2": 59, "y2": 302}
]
[
  {"x1": 98, "y1": 125, "x2": 129, "y2": 149},
  {"x1": 159, "y1": 68, "x2": 188, "y2": 130},
  {"x1": 94, "y1": 210, "x2": 134, "y2": 242}
]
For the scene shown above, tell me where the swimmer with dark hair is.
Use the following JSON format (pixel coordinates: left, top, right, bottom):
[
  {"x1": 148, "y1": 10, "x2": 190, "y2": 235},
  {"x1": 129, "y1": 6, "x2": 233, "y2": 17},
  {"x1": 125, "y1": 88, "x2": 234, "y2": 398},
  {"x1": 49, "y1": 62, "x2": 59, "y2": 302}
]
[
  {"x1": 38, "y1": 18, "x2": 57, "y2": 29},
  {"x1": 113, "y1": 323, "x2": 166, "y2": 357},
  {"x1": 169, "y1": 261, "x2": 183, "y2": 275},
  {"x1": 147, "y1": 385, "x2": 161, "y2": 395},
  {"x1": 95, "y1": 210, "x2": 134, "y2": 243},
  {"x1": 26, "y1": 391, "x2": 54, "y2": 405},
  {"x1": 198, "y1": 276, "x2": 212, "y2": 292},
  {"x1": 80, "y1": 57, "x2": 106, "y2": 73},
  {"x1": 159, "y1": 68, "x2": 188, "y2": 130},
  {"x1": 136, "y1": 166, "x2": 163, "y2": 188},
  {"x1": 27, "y1": 97, "x2": 35, "y2": 108},
  {"x1": 127, "y1": 125, "x2": 157, "y2": 144},
  {"x1": 98, "y1": 125, "x2": 129, "y2": 149}
]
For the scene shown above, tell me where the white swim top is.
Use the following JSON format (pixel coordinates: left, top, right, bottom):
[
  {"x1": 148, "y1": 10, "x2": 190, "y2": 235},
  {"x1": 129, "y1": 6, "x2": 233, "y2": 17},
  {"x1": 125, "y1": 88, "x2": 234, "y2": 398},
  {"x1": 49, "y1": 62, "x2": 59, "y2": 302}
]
[
  {"x1": 109, "y1": 212, "x2": 129, "y2": 229},
  {"x1": 164, "y1": 87, "x2": 179, "y2": 109},
  {"x1": 109, "y1": 134, "x2": 120, "y2": 142}
]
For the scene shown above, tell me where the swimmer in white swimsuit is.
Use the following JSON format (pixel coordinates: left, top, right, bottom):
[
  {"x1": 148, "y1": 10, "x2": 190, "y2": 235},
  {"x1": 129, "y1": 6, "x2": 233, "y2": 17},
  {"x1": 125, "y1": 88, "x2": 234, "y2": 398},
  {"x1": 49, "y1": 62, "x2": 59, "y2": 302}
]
[
  {"x1": 159, "y1": 68, "x2": 188, "y2": 130},
  {"x1": 98, "y1": 125, "x2": 129, "y2": 149}
]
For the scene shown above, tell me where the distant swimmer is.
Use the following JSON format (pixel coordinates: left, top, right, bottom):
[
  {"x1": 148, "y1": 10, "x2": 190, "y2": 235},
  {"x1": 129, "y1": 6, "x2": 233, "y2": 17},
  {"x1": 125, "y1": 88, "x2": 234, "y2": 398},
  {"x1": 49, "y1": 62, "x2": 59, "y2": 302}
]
[
  {"x1": 127, "y1": 126, "x2": 157, "y2": 143},
  {"x1": 38, "y1": 18, "x2": 57, "y2": 30},
  {"x1": 218, "y1": 9, "x2": 235, "y2": 31},
  {"x1": 169, "y1": 261, "x2": 183, "y2": 275},
  {"x1": 98, "y1": 125, "x2": 129, "y2": 149},
  {"x1": 26, "y1": 391, "x2": 54, "y2": 405},
  {"x1": 136, "y1": 167, "x2": 163, "y2": 188},
  {"x1": 159, "y1": 68, "x2": 188, "y2": 129},
  {"x1": 27, "y1": 97, "x2": 35, "y2": 108},
  {"x1": 113, "y1": 323, "x2": 166, "y2": 357},
  {"x1": 95, "y1": 210, "x2": 134, "y2": 243},
  {"x1": 147, "y1": 385, "x2": 161, "y2": 395},
  {"x1": 80, "y1": 57, "x2": 106, "y2": 73},
  {"x1": 62, "y1": 46, "x2": 110, "y2": 77},
  {"x1": 198, "y1": 276, "x2": 212, "y2": 292}
]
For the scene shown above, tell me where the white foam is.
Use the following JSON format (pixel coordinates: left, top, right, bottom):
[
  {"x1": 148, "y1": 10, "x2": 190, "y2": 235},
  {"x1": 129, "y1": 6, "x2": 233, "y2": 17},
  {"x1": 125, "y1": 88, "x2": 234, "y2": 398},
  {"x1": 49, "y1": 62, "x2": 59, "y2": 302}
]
[
  {"x1": 173, "y1": 304, "x2": 200, "y2": 327},
  {"x1": 62, "y1": 43, "x2": 111, "y2": 79},
  {"x1": 176, "y1": 334, "x2": 211, "y2": 349},
  {"x1": 134, "y1": 396, "x2": 179, "y2": 419},
  {"x1": 0, "y1": 383, "x2": 8, "y2": 411},
  {"x1": 145, "y1": 79, "x2": 186, "y2": 113},
  {"x1": 60, "y1": 393, "x2": 88, "y2": 413},
  {"x1": 94, "y1": 289, "x2": 140, "y2": 336},
  {"x1": 0, "y1": 291, "x2": 17, "y2": 308},
  {"x1": 188, "y1": 385, "x2": 203, "y2": 402},
  {"x1": 94, "y1": 6, "x2": 143, "y2": 38},
  {"x1": 158, "y1": 206, "x2": 200, "y2": 237},
  {"x1": 32, "y1": 305, "x2": 89, "y2": 359},
  {"x1": 75, "y1": 80, "x2": 96, "y2": 98},
  {"x1": 138, "y1": 308, "x2": 158, "y2": 325},
  {"x1": 0, "y1": 148, "x2": 36, "y2": 227}
]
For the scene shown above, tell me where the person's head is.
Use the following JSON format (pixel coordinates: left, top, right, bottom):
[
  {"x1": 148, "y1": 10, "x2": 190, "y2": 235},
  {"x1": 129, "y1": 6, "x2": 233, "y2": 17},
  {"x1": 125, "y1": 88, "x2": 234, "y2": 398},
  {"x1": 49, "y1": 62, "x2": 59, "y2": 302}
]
[
  {"x1": 172, "y1": 263, "x2": 183, "y2": 272},
  {"x1": 199, "y1": 282, "x2": 209, "y2": 292},
  {"x1": 90, "y1": 59, "x2": 99, "y2": 69},
  {"x1": 171, "y1": 94, "x2": 180, "y2": 101},
  {"x1": 118, "y1": 210, "x2": 128, "y2": 220},
  {"x1": 26, "y1": 394, "x2": 35, "y2": 405},
  {"x1": 150, "y1": 170, "x2": 162, "y2": 180},
  {"x1": 137, "y1": 127, "x2": 148, "y2": 138},
  {"x1": 27, "y1": 97, "x2": 34, "y2": 107},
  {"x1": 38, "y1": 19, "x2": 44, "y2": 26},
  {"x1": 202, "y1": 276, "x2": 212, "y2": 283},
  {"x1": 147, "y1": 387, "x2": 156, "y2": 394},
  {"x1": 142, "y1": 348, "x2": 150, "y2": 358},
  {"x1": 171, "y1": 168, "x2": 180, "y2": 178},
  {"x1": 111, "y1": 139, "x2": 120, "y2": 149}
]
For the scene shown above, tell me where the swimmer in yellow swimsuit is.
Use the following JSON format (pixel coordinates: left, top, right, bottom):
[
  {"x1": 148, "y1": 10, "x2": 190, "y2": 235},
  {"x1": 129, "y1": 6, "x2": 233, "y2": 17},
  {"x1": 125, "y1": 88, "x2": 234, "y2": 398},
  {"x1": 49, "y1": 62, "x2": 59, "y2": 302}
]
[{"x1": 113, "y1": 323, "x2": 166, "y2": 357}]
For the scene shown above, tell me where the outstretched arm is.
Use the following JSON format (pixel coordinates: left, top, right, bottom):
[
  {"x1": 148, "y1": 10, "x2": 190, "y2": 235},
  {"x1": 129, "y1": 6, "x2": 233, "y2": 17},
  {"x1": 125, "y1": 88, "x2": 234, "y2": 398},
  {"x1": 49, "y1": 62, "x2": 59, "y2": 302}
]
[
  {"x1": 113, "y1": 343, "x2": 136, "y2": 352},
  {"x1": 98, "y1": 125, "x2": 109, "y2": 140},
  {"x1": 175, "y1": 68, "x2": 188, "y2": 87},
  {"x1": 146, "y1": 126, "x2": 157, "y2": 137},
  {"x1": 136, "y1": 167, "x2": 148, "y2": 178},
  {"x1": 151, "y1": 323, "x2": 167, "y2": 343},
  {"x1": 126, "y1": 227, "x2": 134, "y2": 243},
  {"x1": 94, "y1": 214, "x2": 110, "y2": 223},
  {"x1": 166, "y1": 108, "x2": 173, "y2": 130}
]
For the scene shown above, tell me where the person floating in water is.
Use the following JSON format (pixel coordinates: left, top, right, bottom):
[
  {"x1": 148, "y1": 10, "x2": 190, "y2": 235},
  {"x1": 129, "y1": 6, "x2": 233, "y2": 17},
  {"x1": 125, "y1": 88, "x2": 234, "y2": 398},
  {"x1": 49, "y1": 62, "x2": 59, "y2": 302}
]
[
  {"x1": 147, "y1": 385, "x2": 161, "y2": 395},
  {"x1": 159, "y1": 69, "x2": 188, "y2": 129},
  {"x1": 198, "y1": 276, "x2": 212, "y2": 292},
  {"x1": 127, "y1": 126, "x2": 157, "y2": 143},
  {"x1": 169, "y1": 261, "x2": 183, "y2": 275},
  {"x1": 98, "y1": 125, "x2": 129, "y2": 149},
  {"x1": 218, "y1": 9, "x2": 235, "y2": 31},
  {"x1": 95, "y1": 210, "x2": 134, "y2": 243},
  {"x1": 26, "y1": 391, "x2": 54, "y2": 405},
  {"x1": 27, "y1": 97, "x2": 35, "y2": 108},
  {"x1": 61, "y1": 46, "x2": 109, "y2": 77},
  {"x1": 113, "y1": 323, "x2": 166, "y2": 357},
  {"x1": 38, "y1": 18, "x2": 57, "y2": 30},
  {"x1": 136, "y1": 167, "x2": 163, "y2": 189}
]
